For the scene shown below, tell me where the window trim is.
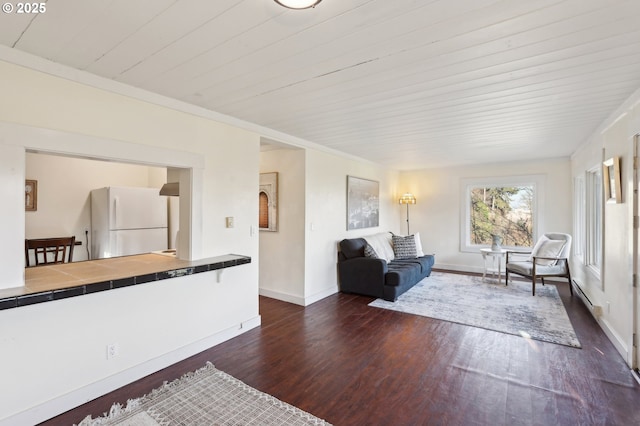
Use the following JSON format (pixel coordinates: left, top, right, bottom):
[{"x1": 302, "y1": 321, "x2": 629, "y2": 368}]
[
  {"x1": 460, "y1": 174, "x2": 545, "y2": 253},
  {"x1": 573, "y1": 175, "x2": 585, "y2": 263}
]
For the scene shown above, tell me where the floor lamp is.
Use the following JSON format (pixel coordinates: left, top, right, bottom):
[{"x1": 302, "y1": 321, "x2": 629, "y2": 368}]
[{"x1": 399, "y1": 193, "x2": 416, "y2": 235}]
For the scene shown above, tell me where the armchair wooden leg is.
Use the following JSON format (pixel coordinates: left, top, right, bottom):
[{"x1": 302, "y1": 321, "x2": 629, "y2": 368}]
[
  {"x1": 532, "y1": 275, "x2": 536, "y2": 296},
  {"x1": 566, "y1": 261, "x2": 573, "y2": 296}
]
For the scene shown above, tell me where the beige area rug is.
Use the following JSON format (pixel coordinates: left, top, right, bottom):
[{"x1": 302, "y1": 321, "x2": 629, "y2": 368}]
[
  {"x1": 369, "y1": 271, "x2": 581, "y2": 348},
  {"x1": 77, "y1": 363, "x2": 331, "y2": 425}
]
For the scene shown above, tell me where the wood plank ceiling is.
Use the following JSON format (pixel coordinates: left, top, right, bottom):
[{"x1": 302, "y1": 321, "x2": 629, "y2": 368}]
[{"x1": 1, "y1": 0, "x2": 640, "y2": 170}]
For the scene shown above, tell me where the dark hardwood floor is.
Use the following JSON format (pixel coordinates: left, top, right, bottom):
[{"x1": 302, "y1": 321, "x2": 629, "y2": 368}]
[{"x1": 42, "y1": 273, "x2": 640, "y2": 425}]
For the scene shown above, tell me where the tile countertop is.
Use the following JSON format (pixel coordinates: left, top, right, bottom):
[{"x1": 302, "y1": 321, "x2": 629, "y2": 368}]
[{"x1": 0, "y1": 253, "x2": 251, "y2": 310}]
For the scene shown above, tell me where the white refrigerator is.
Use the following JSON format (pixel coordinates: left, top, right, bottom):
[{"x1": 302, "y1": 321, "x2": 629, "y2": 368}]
[{"x1": 91, "y1": 186, "x2": 168, "y2": 259}]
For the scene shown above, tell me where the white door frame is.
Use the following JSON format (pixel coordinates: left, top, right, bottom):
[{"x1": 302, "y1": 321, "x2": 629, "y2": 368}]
[{"x1": 633, "y1": 135, "x2": 639, "y2": 375}]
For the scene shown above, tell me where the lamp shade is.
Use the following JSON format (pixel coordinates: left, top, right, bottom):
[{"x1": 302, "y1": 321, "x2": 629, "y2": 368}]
[
  {"x1": 274, "y1": 0, "x2": 322, "y2": 9},
  {"x1": 399, "y1": 193, "x2": 417, "y2": 205}
]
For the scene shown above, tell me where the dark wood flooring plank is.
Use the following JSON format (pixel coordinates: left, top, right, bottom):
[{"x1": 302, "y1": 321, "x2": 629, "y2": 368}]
[{"x1": 40, "y1": 275, "x2": 640, "y2": 426}]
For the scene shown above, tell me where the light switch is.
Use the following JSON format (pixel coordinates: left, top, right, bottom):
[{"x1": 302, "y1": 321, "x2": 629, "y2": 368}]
[{"x1": 226, "y1": 217, "x2": 234, "y2": 228}]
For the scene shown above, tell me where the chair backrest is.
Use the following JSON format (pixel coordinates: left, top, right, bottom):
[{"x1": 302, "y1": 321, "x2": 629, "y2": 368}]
[{"x1": 25, "y1": 236, "x2": 76, "y2": 267}]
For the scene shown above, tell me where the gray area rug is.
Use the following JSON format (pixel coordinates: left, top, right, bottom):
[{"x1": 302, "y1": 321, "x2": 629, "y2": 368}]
[
  {"x1": 369, "y1": 271, "x2": 581, "y2": 348},
  {"x1": 78, "y1": 363, "x2": 331, "y2": 425}
]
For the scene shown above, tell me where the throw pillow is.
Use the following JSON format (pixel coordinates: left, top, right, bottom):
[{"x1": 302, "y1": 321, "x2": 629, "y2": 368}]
[
  {"x1": 532, "y1": 240, "x2": 566, "y2": 266},
  {"x1": 392, "y1": 234, "x2": 417, "y2": 259},
  {"x1": 364, "y1": 232, "x2": 395, "y2": 262},
  {"x1": 413, "y1": 232, "x2": 425, "y2": 256},
  {"x1": 528, "y1": 235, "x2": 550, "y2": 262},
  {"x1": 364, "y1": 243, "x2": 379, "y2": 259}
]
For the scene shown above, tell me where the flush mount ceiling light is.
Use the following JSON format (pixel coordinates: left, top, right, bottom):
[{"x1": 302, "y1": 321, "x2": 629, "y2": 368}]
[{"x1": 274, "y1": 0, "x2": 322, "y2": 9}]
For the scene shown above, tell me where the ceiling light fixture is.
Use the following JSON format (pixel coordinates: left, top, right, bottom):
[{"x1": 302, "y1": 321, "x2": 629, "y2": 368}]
[{"x1": 274, "y1": 0, "x2": 322, "y2": 10}]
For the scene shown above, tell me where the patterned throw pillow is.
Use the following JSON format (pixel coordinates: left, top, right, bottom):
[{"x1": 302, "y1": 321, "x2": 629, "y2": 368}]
[
  {"x1": 392, "y1": 234, "x2": 417, "y2": 259},
  {"x1": 364, "y1": 243, "x2": 379, "y2": 259}
]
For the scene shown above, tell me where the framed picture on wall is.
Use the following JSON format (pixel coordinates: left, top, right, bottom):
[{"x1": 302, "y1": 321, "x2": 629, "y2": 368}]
[
  {"x1": 603, "y1": 157, "x2": 621, "y2": 204},
  {"x1": 25, "y1": 179, "x2": 37, "y2": 211},
  {"x1": 347, "y1": 175, "x2": 379, "y2": 230}
]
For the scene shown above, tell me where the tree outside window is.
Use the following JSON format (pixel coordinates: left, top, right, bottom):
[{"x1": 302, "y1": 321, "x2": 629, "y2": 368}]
[
  {"x1": 460, "y1": 175, "x2": 543, "y2": 252},
  {"x1": 469, "y1": 186, "x2": 534, "y2": 248}
]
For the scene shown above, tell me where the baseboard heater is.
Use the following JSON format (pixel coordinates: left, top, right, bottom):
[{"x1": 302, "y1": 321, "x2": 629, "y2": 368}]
[{"x1": 573, "y1": 279, "x2": 603, "y2": 318}]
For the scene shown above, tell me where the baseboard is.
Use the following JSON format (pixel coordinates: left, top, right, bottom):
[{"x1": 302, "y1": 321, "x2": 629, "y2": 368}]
[
  {"x1": 572, "y1": 280, "x2": 630, "y2": 362},
  {"x1": 599, "y1": 317, "x2": 629, "y2": 362},
  {"x1": 259, "y1": 287, "x2": 338, "y2": 306},
  {"x1": 259, "y1": 287, "x2": 305, "y2": 306},
  {"x1": 303, "y1": 286, "x2": 338, "y2": 306},
  {"x1": 2, "y1": 316, "x2": 261, "y2": 426},
  {"x1": 435, "y1": 263, "x2": 482, "y2": 274}
]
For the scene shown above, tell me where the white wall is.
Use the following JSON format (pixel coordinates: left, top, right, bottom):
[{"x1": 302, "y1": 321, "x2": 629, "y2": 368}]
[
  {"x1": 399, "y1": 158, "x2": 572, "y2": 273},
  {"x1": 25, "y1": 153, "x2": 166, "y2": 261},
  {"x1": 0, "y1": 59, "x2": 260, "y2": 425},
  {"x1": 304, "y1": 149, "x2": 402, "y2": 305},
  {"x1": 259, "y1": 148, "x2": 306, "y2": 304},
  {"x1": 571, "y1": 88, "x2": 640, "y2": 366},
  {"x1": 259, "y1": 146, "x2": 402, "y2": 306}
]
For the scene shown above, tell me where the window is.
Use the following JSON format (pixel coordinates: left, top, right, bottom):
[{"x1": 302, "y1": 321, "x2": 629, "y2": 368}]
[
  {"x1": 584, "y1": 166, "x2": 602, "y2": 275},
  {"x1": 461, "y1": 175, "x2": 544, "y2": 252}
]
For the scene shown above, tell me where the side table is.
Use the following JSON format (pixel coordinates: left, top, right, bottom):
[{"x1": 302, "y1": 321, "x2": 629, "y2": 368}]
[{"x1": 480, "y1": 248, "x2": 508, "y2": 284}]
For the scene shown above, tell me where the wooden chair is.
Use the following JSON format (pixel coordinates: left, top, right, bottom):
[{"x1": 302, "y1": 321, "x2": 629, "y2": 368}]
[
  {"x1": 25, "y1": 236, "x2": 76, "y2": 267},
  {"x1": 505, "y1": 233, "x2": 573, "y2": 296}
]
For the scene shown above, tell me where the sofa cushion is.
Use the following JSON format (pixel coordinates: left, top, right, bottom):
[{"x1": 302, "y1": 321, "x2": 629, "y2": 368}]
[
  {"x1": 385, "y1": 262, "x2": 420, "y2": 287},
  {"x1": 507, "y1": 260, "x2": 567, "y2": 276},
  {"x1": 340, "y1": 238, "x2": 366, "y2": 260},
  {"x1": 392, "y1": 234, "x2": 417, "y2": 259},
  {"x1": 392, "y1": 256, "x2": 434, "y2": 275}
]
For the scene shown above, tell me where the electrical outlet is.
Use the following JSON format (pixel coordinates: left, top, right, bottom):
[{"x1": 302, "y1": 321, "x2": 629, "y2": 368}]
[
  {"x1": 226, "y1": 217, "x2": 234, "y2": 228},
  {"x1": 106, "y1": 343, "x2": 119, "y2": 360}
]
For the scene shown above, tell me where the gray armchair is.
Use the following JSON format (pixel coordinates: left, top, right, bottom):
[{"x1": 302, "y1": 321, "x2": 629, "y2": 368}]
[{"x1": 505, "y1": 233, "x2": 573, "y2": 296}]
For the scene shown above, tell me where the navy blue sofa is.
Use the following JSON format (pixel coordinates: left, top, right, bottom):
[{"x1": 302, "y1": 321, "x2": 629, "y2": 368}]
[{"x1": 338, "y1": 237, "x2": 435, "y2": 301}]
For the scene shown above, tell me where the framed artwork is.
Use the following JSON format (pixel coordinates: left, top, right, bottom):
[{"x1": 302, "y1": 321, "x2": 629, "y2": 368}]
[
  {"x1": 347, "y1": 176, "x2": 379, "y2": 230},
  {"x1": 25, "y1": 179, "x2": 37, "y2": 211},
  {"x1": 259, "y1": 172, "x2": 278, "y2": 231},
  {"x1": 603, "y1": 157, "x2": 621, "y2": 204}
]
